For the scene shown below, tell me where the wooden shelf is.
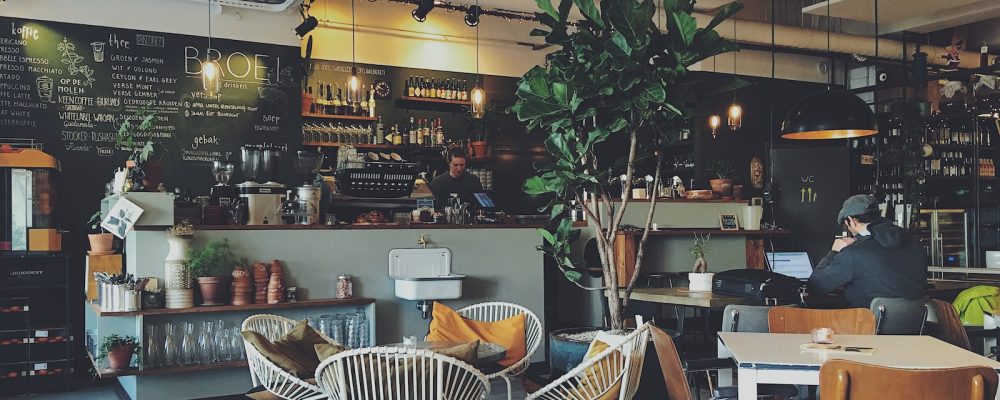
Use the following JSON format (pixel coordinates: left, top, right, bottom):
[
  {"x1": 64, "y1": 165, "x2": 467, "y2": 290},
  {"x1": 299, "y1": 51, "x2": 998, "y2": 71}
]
[
  {"x1": 302, "y1": 113, "x2": 377, "y2": 121},
  {"x1": 303, "y1": 141, "x2": 444, "y2": 151},
  {"x1": 89, "y1": 297, "x2": 375, "y2": 317},
  {"x1": 619, "y1": 228, "x2": 790, "y2": 236},
  {"x1": 604, "y1": 198, "x2": 748, "y2": 203},
  {"x1": 399, "y1": 96, "x2": 470, "y2": 106},
  {"x1": 89, "y1": 349, "x2": 249, "y2": 378}
]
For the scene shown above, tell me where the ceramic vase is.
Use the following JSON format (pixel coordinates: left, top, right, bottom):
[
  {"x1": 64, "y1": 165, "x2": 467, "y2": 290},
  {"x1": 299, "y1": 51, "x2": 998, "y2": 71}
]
[{"x1": 164, "y1": 235, "x2": 192, "y2": 290}]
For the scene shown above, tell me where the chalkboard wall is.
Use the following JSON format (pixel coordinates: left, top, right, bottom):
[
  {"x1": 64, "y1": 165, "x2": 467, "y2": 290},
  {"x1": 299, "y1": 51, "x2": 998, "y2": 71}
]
[{"x1": 0, "y1": 16, "x2": 302, "y2": 234}]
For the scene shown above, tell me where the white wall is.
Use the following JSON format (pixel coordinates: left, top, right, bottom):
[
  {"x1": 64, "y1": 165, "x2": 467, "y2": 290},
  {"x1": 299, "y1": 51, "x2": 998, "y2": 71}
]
[{"x1": 0, "y1": 0, "x2": 302, "y2": 47}]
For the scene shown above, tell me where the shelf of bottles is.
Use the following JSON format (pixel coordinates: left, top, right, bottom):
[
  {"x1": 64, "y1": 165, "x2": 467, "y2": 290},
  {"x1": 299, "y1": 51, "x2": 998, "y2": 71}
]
[
  {"x1": 302, "y1": 116, "x2": 451, "y2": 149},
  {"x1": 923, "y1": 116, "x2": 997, "y2": 178},
  {"x1": 402, "y1": 76, "x2": 472, "y2": 105}
]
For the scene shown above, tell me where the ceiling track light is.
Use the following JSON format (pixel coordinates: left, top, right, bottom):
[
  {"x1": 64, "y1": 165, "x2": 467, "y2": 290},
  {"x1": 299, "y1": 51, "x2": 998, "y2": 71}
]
[
  {"x1": 465, "y1": 5, "x2": 481, "y2": 27},
  {"x1": 412, "y1": 0, "x2": 434, "y2": 22},
  {"x1": 294, "y1": 15, "x2": 318, "y2": 37}
]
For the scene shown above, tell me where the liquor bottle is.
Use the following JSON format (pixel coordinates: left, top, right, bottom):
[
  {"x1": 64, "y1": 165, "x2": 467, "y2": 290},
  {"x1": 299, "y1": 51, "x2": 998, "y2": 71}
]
[
  {"x1": 374, "y1": 116, "x2": 384, "y2": 144},
  {"x1": 438, "y1": 80, "x2": 446, "y2": 99},
  {"x1": 425, "y1": 77, "x2": 432, "y2": 98},
  {"x1": 359, "y1": 84, "x2": 369, "y2": 116},
  {"x1": 415, "y1": 77, "x2": 422, "y2": 97},
  {"x1": 435, "y1": 117, "x2": 445, "y2": 146},
  {"x1": 307, "y1": 85, "x2": 316, "y2": 114},
  {"x1": 428, "y1": 79, "x2": 436, "y2": 99},
  {"x1": 406, "y1": 76, "x2": 413, "y2": 97},
  {"x1": 448, "y1": 79, "x2": 455, "y2": 100},
  {"x1": 325, "y1": 83, "x2": 334, "y2": 115},
  {"x1": 330, "y1": 84, "x2": 340, "y2": 115},
  {"x1": 424, "y1": 118, "x2": 433, "y2": 146}
]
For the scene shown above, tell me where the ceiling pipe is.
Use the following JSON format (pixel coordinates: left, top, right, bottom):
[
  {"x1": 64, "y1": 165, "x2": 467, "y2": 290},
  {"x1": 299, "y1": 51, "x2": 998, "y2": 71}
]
[{"x1": 697, "y1": 15, "x2": 985, "y2": 69}]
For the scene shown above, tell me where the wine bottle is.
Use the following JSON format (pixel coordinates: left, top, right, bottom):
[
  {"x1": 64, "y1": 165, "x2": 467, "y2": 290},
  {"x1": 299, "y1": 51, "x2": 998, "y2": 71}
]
[{"x1": 325, "y1": 83, "x2": 334, "y2": 115}]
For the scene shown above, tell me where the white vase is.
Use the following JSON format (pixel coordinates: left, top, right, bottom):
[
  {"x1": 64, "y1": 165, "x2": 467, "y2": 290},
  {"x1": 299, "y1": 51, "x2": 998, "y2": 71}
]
[
  {"x1": 688, "y1": 272, "x2": 715, "y2": 292},
  {"x1": 164, "y1": 235, "x2": 192, "y2": 290}
]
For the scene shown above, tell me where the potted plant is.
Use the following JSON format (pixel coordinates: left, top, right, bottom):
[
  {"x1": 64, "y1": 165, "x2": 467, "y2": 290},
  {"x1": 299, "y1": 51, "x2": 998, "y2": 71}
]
[
  {"x1": 511, "y1": 0, "x2": 743, "y2": 368},
  {"x1": 707, "y1": 160, "x2": 736, "y2": 199},
  {"x1": 97, "y1": 334, "x2": 140, "y2": 371},
  {"x1": 87, "y1": 211, "x2": 114, "y2": 255},
  {"x1": 466, "y1": 104, "x2": 494, "y2": 159},
  {"x1": 689, "y1": 233, "x2": 713, "y2": 292},
  {"x1": 187, "y1": 238, "x2": 237, "y2": 306},
  {"x1": 115, "y1": 109, "x2": 164, "y2": 191}
]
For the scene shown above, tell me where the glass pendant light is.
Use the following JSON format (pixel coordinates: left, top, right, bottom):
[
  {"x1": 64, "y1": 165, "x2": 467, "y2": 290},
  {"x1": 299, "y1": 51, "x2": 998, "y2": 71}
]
[
  {"x1": 709, "y1": 115, "x2": 721, "y2": 138},
  {"x1": 347, "y1": 0, "x2": 362, "y2": 105},
  {"x1": 470, "y1": 0, "x2": 486, "y2": 119},
  {"x1": 202, "y1": 0, "x2": 221, "y2": 95},
  {"x1": 728, "y1": 20, "x2": 742, "y2": 131},
  {"x1": 781, "y1": 0, "x2": 876, "y2": 139}
]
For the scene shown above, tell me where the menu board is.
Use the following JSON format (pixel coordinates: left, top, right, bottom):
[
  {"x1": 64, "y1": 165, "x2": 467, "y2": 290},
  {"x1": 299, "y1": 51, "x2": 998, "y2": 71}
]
[{"x1": 0, "y1": 16, "x2": 301, "y2": 190}]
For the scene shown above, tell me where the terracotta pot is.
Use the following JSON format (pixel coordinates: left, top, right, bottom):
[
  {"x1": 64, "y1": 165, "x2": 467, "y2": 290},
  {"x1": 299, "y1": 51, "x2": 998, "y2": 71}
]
[
  {"x1": 141, "y1": 160, "x2": 164, "y2": 191},
  {"x1": 302, "y1": 94, "x2": 315, "y2": 115},
  {"x1": 107, "y1": 345, "x2": 134, "y2": 370},
  {"x1": 197, "y1": 276, "x2": 227, "y2": 306},
  {"x1": 88, "y1": 233, "x2": 114, "y2": 253},
  {"x1": 732, "y1": 184, "x2": 745, "y2": 200},
  {"x1": 471, "y1": 141, "x2": 489, "y2": 159},
  {"x1": 709, "y1": 178, "x2": 733, "y2": 198}
]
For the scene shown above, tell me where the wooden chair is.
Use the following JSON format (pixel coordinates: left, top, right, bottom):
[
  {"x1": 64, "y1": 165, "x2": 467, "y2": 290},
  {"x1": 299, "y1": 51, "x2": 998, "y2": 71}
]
[
  {"x1": 242, "y1": 314, "x2": 338, "y2": 400},
  {"x1": 649, "y1": 325, "x2": 797, "y2": 400},
  {"x1": 314, "y1": 346, "x2": 490, "y2": 400},
  {"x1": 819, "y1": 359, "x2": 998, "y2": 400},
  {"x1": 768, "y1": 307, "x2": 876, "y2": 335},
  {"x1": 527, "y1": 323, "x2": 651, "y2": 400},
  {"x1": 456, "y1": 301, "x2": 543, "y2": 400},
  {"x1": 926, "y1": 299, "x2": 972, "y2": 350}
]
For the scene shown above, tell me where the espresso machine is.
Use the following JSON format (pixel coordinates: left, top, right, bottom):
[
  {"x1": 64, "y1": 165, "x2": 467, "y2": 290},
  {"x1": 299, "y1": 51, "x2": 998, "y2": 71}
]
[
  {"x1": 209, "y1": 161, "x2": 237, "y2": 206},
  {"x1": 237, "y1": 145, "x2": 286, "y2": 225},
  {"x1": 292, "y1": 150, "x2": 324, "y2": 225},
  {"x1": 0, "y1": 140, "x2": 62, "y2": 253}
]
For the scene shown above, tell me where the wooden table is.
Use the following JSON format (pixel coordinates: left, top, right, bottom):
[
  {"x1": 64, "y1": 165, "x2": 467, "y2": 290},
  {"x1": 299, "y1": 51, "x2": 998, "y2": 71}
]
[
  {"x1": 617, "y1": 287, "x2": 753, "y2": 341},
  {"x1": 384, "y1": 341, "x2": 506, "y2": 367},
  {"x1": 717, "y1": 332, "x2": 1000, "y2": 400}
]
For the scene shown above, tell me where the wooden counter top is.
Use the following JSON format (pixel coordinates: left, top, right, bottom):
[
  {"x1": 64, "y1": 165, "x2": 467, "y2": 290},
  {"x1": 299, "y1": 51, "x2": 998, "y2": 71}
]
[
  {"x1": 89, "y1": 297, "x2": 375, "y2": 317},
  {"x1": 135, "y1": 223, "x2": 556, "y2": 231}
]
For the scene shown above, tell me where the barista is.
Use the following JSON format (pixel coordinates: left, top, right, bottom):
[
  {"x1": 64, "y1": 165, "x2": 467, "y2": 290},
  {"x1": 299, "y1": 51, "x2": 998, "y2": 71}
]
[{"x1": 430, "y1": 148, "x2": 483, "y2": 208}]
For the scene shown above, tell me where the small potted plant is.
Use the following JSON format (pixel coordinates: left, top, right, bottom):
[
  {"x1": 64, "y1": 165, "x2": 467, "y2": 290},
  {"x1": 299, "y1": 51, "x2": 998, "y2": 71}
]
[
  {"x1": 97, "y1": 334, "x2": 140, "y2": 371},
  {"x1": 115, "y1": 109, "x2": 164, "y2": 191},
  {"x1": 188, "y1": 239, "x2": 237, "y2": 306},
  {"x1": 689, "y1": 233, "x2": 713, "y2": 292},
  {"x1": 707, "y1": 160, "x2": 736, "y2": 199},
  {"x1": 87, "y1": 211, "x2": 114, "y2": 255},
  {"x1": 466, "y1": 104, "x2": 494, "y2": 159}
]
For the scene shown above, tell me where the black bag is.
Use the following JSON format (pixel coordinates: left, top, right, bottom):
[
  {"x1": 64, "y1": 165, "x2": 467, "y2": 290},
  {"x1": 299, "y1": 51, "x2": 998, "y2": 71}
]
[{"x1": 712, "y1": 269, "x2": 805, "y2": 305}]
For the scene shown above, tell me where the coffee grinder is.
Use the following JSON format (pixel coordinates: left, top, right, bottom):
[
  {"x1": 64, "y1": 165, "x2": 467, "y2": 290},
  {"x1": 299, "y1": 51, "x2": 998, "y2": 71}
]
[
  {"x1": 237, "y1": 145, "x2": 286, "y2": 225},
  {"x1": 292, "y1": 150, "x2": 324, "y2": 225},
  {"x1": 209, "y1": 161, "x2": 236, "y2": 206}
]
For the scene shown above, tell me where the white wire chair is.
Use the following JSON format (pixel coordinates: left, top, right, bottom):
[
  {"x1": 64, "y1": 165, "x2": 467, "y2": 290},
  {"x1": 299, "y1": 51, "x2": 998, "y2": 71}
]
[
  {"x1": 242, "y1": 314, "x2": 337, "y2": 400},
  {"x1": 455, "y1": 301, "x2": 543, "y2": 400},
  {"x1": 315, "y1": 346, "x2": 491, "y2": 400},
  {"x1": 527, "y1": 322, "x2": 652, "y2": 400}
]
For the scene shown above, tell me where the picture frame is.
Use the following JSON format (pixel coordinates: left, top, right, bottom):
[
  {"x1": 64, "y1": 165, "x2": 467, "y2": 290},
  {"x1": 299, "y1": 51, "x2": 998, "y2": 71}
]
[
  {"x1": 102, "y1": 197, "x2": 145, "y2": 239},
  {"x1": 720, "y1": 213, "x2": 739, "y2": 231}
]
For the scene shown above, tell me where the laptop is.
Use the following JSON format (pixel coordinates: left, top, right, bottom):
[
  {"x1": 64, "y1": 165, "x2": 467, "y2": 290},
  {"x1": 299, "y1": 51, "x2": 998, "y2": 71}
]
[{"x1": 766, "y1": 252, "x2": 813, "y2": 280}]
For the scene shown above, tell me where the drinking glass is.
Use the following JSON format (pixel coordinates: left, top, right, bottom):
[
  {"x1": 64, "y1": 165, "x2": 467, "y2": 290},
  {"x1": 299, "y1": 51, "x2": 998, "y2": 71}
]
[
  {"x1": 180, "y1": 322, "x2": 198, "y2": 365},
  {"x1": 320, "y1": 315, "x2": 332, "y2": 337},
  {"x1": 345, "y1": 312, "x2": 359, "y2": 348},
  {"x1": 163, "y1": 323, "x2": 179, "y2": 366},
  {"x1": 215, "y1": 320, "x2": 231, "y2": 362},
  {"x1": 198, "y1": 321, "x2": 216, "y2": 364},
  {"x1": 145, "y1": 325, "x2": 162, "y2": 368},
  {"x1": 355, "y1": 308, "x2": 370, "y2": 348},
  {"x1": 331, "y1": 314, "x2": 346, "y2": 345},
  {"x1": 230, "y1": 326, "x2": 245, "y2": 360}
]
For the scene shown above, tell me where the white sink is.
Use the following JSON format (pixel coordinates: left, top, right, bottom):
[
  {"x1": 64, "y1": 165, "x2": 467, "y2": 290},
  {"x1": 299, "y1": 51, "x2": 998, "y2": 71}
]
[{"x1": 388, "y1": 248, "x2": 465, "y2": 301}]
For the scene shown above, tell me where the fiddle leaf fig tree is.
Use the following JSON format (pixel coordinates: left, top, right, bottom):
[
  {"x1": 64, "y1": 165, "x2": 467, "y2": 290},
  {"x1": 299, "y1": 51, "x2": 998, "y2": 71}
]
[{"x1": 512, "y1": 0, "x2": 743, "y2": 329}]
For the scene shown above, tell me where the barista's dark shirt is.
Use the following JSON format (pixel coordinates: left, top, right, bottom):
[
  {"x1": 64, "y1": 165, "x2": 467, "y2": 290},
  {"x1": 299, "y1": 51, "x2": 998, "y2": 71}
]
[{"x1": 430, "y1": 173, "x2": 483, "y2": 207}]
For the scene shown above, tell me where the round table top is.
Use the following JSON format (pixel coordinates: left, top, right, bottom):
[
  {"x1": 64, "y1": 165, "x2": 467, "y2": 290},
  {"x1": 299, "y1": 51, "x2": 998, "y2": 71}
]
[{"x1": 384, "y1": 340, "x2": 507, "y2": 366}]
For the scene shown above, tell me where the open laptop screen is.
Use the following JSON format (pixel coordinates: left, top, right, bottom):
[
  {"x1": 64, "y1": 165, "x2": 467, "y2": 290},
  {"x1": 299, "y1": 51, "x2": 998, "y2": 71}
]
[{"x1": 766, "y1": 252, "x2": 813, "y2": 280}]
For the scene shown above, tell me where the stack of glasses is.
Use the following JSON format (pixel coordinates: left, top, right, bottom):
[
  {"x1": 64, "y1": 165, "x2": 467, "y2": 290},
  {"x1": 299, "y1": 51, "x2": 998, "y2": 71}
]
[{"x1": 143, "y1": 319, "x2": 246, "y2": 368}]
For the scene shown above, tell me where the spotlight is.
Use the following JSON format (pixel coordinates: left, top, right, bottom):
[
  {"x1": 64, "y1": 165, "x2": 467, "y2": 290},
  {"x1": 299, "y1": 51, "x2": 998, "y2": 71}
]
[
  {"x1": 412, "y1": 0, "x2": 434, "y2": 22},
  {"x1": 464, "y1": 5, "x2": 481, "y2": 27},
  {"x1": 294, "y1": 15, "x2": 318, "y2": 37}
]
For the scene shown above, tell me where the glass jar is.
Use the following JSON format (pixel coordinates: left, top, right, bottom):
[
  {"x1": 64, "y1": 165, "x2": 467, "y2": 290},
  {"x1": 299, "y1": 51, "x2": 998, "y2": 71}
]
[{"x1": 336, "y1": 275, "x2": 353, "y2": 299}]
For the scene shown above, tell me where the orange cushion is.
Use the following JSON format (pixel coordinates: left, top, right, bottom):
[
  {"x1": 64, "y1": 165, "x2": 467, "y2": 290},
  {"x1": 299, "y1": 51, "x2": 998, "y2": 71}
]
[
  {"x1": 578, "y1": 339, "x2": 623, "y2": 400},
  {"x1": 426, "y1": 302, "x2": 526, "y2": 367}
]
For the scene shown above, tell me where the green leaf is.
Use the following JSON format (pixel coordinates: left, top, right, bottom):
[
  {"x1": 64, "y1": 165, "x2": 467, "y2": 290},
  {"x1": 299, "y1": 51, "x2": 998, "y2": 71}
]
[
  {"x1": 550, "y1": 203, "x2": 566, "y2": 220},
  {"x1": 610, "y1": 32, "x2": 632, "y2": 57},
  {"x1": 639, "y1": 83, "x2": 666, "y2": 104},
  {"x1": 703, "y1": 2, "x2": 744, "y2": 33},
  {"x1": 608, "y1": 117, "x2": 628, "y2": 132},
  {"x1": 538, "y1": 228, "x2": 557, "y2": 245},
  {"x1": 564, "y1": 270, "x2": 583, "y2": 282},
  {"x1": 671, "y1": 11, "x2": 697, "y2": 46},
  {"x1": 534, "y1": 0, "x2": 560, "y2": 20},
  {"x1": 552, "y1": 82, "x2": 569, "y2": 106},
  {"x1": 530, "y1": 28, "x2": 550, "y2": 37},
  {"x1": 558, "y1": 0, "x2": 573, "y2": 20},
  {"x1": 573, "y1": 0, "x2": 604, "y2": 28},
  {"x1": 524, "y1": 176, "x2": 551, "y2": 195}
]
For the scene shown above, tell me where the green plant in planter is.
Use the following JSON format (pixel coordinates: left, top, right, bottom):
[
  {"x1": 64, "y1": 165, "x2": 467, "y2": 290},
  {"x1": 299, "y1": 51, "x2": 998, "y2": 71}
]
[
  {"x1": 87, "y1": 211, "x2": 105, "y2": 234},
  {"x1": 187, "y1": 239, "x2": 237, "y2": 278},
  {"x1": 115, "y1": 109, "x2": 165, "y2": 191},
  {"x1": 511, "y1": 0, "x2": 745, "y2": 329},
  {"x1": 690, "y1": 233, "x2": 711, "y2": 273},
  {"x1": 97, "y1": 334, "x2": 140, "y2": 370},
  {"x1": 707, "y1": 160, "x2": 736, "y2": 180}
]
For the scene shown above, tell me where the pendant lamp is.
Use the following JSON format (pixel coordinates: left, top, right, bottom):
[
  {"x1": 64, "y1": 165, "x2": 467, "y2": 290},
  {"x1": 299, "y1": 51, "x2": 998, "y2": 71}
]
[
  {"x1": 202, "y1": 0, "x2": 221, "y2": 95},
  {"x1": 709, "y1": 115, "x2": 721, "y2": 138},
  {"x1": 347, "y1": 0, "x2": 362, "y2": 105},
  {"x1": 728, "y1": 20, "x2": 742, "y2": 131},
  {"x1": 470, "y1": 0, "x2": 486, "y2": 119},
  {"x1": 780, "y1": 0, "x2": 876, "y2": 139}
]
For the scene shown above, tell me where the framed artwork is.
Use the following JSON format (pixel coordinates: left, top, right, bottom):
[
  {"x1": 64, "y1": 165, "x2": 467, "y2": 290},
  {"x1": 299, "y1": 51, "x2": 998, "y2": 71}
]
[
  {"x1": 102, "y1": 197, "x2": 145, "y2": 239},
  {"x1": 720, "y1": 214, "x2": 739, "y2": 231}
]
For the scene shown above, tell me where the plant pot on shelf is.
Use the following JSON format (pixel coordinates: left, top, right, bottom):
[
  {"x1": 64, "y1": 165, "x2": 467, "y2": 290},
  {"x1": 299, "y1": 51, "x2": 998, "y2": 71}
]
[
  {"x1": 197, "y1": 276, "x2": 227, "y2": 306},
  {"x1": 107, "y1": 345, "x2": 135, "y2": 370},
  {"x1": 709, "y1": 178, "x2": 733, "y2": 198},
  {"x1": 141, "y1": 160, "x2": 164, "y2": 191},
  {"x1": 471, "y1": 141, "x2": 489, "y2": 159},
  {"x1": 302, "y1": 94, "x2": 315, "y2": 114},
  {"x1": 732, "y1": 184, "x2": 744, "y2": 200},
  {"x1": 88, "y1": 233, "x2": 114, "y2": 254}
]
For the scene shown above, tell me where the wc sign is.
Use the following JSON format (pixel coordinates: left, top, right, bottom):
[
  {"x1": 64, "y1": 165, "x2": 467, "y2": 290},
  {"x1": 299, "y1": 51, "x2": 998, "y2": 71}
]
[{"x1": 800, "y1": 176, "x2": 818, "y2": 203}]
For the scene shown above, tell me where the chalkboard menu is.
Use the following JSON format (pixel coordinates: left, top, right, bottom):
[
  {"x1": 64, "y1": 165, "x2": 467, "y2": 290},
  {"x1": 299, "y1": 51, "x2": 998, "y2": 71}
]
[{"x1": 0, "y1": 17, "x2": 301, "y2": 238}]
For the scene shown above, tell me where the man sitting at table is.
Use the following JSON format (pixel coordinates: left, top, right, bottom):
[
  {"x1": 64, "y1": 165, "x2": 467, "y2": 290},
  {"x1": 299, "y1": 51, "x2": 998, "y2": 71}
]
[{"x1": 808, "y1": 194, "x2": 927, "y2": 308}]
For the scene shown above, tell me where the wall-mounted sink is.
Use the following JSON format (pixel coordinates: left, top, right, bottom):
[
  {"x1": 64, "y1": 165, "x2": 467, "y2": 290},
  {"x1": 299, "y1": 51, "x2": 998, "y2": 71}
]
[{"x1": 388, "y1": 247, "x2": 465, "y2": 301}]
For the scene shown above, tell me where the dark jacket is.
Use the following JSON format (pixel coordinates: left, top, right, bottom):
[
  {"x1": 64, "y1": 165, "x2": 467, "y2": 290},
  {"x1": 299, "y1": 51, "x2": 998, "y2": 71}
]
[{"x1": 807, "y1": 219, "x2": 927, "y2": 308}]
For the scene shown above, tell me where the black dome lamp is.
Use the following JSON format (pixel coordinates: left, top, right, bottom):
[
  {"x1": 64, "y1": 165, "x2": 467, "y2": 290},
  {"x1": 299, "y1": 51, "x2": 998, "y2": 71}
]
[{"x1": 780, "y1": 0, "x2": 878, "y2": 140}]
